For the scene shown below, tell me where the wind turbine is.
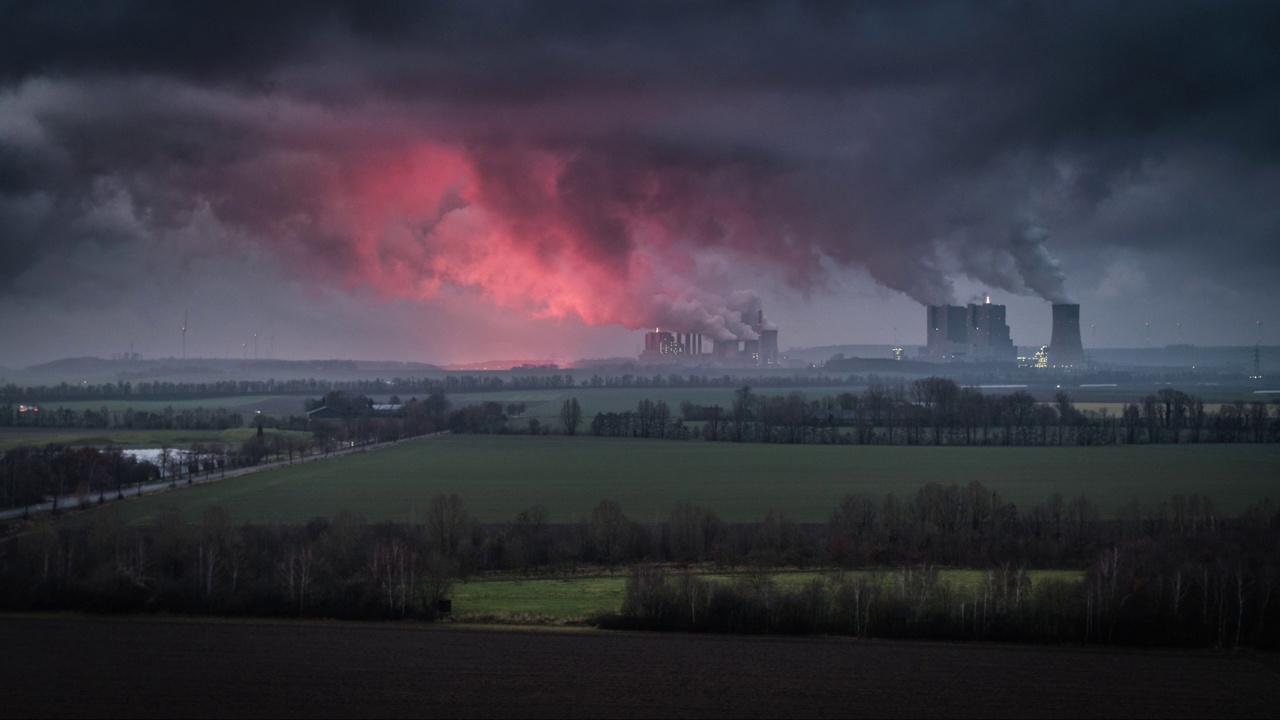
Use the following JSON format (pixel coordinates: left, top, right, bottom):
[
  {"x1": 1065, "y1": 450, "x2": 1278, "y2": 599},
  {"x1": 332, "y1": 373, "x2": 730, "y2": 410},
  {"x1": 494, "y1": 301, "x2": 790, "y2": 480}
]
[{"x1": 182, "y1": 310, "x2": 188, "y2": 360}]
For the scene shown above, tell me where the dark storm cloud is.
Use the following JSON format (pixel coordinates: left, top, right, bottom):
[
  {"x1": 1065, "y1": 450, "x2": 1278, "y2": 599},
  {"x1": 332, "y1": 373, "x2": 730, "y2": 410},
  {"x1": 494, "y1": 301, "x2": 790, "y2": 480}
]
[
  {"x1": 0, "y1": 0, "x2": 327, "y2": 83},
  {"x1": 1, "y1": 0, "x2": 1278, "y2": 321}
]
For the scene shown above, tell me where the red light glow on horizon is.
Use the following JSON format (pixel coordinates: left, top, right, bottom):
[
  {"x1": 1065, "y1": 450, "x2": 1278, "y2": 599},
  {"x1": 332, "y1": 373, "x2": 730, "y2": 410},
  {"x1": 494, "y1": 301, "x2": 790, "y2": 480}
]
[{"x1": 290, "y1": 140, "x2": 788, "y2": 342}]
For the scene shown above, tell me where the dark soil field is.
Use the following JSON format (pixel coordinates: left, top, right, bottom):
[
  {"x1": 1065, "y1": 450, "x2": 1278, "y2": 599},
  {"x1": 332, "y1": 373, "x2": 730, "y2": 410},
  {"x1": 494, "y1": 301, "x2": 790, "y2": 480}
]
[{"x1": 3, "y1": 615, "x2": 1277, "y2": 718}]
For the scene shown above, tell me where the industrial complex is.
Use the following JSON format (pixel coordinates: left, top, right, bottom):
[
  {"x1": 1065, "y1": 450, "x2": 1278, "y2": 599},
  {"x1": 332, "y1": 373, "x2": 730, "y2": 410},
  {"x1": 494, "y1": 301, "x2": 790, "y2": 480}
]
[
  {"x1": 921, "y1": 297, "x2": 1017, "y2": 362},
  {"x1": 639, "y1": 309, "x2": 780, "y2": 367},
  {"x1": 921, "y1": 298, "x2": 1086, "y2": 367},
  {"x1": 636, "y1": 300, "x2": 1088, "y2": 369}
]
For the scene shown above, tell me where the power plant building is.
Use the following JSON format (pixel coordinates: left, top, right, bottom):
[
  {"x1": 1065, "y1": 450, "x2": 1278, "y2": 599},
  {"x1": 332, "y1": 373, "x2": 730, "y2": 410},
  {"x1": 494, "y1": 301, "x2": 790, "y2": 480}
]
[
  {"x1": 642, "y1": 330, "x2": 700, "y2": 360},
  {"x1": 759, "y1": 328, "x2": 779, "y2": 366},
  {"x1": 640, "y1": 308, "x2": 779, "y2": 366},
  {"x1": 926, "y1": 305, "x2": 969, "y2": 357},
  {"x1": 923, "y1": 298, "x2": 1016, "y2": 362},
  {"x1": 965, "y1": 301, "x2": 1016, "y2": 360}
]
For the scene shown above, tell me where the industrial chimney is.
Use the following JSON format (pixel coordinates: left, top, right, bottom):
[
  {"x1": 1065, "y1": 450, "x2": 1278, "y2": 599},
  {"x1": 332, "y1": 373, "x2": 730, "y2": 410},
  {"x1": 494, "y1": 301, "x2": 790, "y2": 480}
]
[{"x1": 1048, "y1": 303, "x2": 1085, "y2": 367}]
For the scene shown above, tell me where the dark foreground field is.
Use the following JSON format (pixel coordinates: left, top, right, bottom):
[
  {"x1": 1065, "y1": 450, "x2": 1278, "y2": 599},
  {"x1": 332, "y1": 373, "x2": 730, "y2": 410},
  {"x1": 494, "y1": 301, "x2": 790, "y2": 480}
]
[{"x1": 3, "y1": 616, "x2": 1277, "y2": 719}]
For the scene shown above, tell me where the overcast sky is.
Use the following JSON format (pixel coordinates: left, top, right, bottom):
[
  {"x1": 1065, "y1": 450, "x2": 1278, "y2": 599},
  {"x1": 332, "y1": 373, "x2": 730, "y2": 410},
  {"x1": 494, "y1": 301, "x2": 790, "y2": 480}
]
[{"x1": 1, "y1": 1, "x2": 1277, "y2": 367}]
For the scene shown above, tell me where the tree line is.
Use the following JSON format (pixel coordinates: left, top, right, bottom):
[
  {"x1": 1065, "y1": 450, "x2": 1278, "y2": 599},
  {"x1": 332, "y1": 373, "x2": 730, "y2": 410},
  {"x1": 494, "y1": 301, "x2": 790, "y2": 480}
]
[
  {"x1": 1, "y1": 404, "x2": 250, "y2": 431},
  {"x1": 572, "y1": 380, "x2": 1279, "y2": 445},
  {"x1": 2, "y1": 485, "x2": 1276, "y2": 648},
  {"x1": 0, "y1": 504, "x2": 456, "y2": 621},
  {"x1": 1, "y1": 446, "x2": 161, "y2": 514},
  {"x1": 3, "y1": 372, "x2": 863, "y2": 403},
  {"x1": 1, "y1": 368, "x2": 1160, "y2": 405},
  {"x1": 0, "y1": 436, "x2": 316, "y2": 513},
  {"x1": 0, "y1": 391, "x2": 456, "y2": 513}
]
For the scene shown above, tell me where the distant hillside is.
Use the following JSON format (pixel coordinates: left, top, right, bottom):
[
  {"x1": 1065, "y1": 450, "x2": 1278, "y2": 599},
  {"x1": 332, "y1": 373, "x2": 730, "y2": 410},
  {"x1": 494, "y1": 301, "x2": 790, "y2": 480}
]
[
  {"x1": 11, "y1": 357, "x2": 443, "y2": 386},
  {"x1": 442, "y1": 359, "x2": 560, "y2": 371}
]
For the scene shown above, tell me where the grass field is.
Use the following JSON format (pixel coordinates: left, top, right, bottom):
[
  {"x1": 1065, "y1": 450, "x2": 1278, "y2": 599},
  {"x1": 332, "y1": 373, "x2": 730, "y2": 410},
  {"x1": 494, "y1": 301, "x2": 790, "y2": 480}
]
[
  {"x1": 450, "y1": 569, "x2": 1086, "y2": 620},
  {"x1": 0, "y1": 426, "x2": 312, "y2": 451},
  {"x1": 26, "y1": 395, "x2": 303, "y2": 413},
  {"x1": 94, "y1": 434, "x2": 1280, "y2": 526}
]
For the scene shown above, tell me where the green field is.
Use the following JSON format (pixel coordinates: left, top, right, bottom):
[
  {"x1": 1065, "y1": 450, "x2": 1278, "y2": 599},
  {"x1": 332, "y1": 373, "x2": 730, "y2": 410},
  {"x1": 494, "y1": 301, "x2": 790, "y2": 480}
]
[
  {"x1": 24, "y1": 395, "x2": 308, "y2": 415},
  {"x1": 450, "y1": 569, "x2": 1086, "y2": 620},
  {"x1": 95, "y1": 434, "x2": 1280, "y2": 526},
  {"x1": 0, "y1": 427, "x2": 312, "y2": 451}
]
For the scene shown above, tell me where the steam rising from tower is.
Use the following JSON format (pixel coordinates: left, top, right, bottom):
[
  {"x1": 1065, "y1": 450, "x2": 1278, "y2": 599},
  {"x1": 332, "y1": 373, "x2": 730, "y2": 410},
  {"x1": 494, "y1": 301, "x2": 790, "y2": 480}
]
[
  {"x1": 640, "y1": 304, "x2": 777, "y2": 366},
  {"x1": 1048, "y1": 304, "x2": 1085, "y2": 367}
]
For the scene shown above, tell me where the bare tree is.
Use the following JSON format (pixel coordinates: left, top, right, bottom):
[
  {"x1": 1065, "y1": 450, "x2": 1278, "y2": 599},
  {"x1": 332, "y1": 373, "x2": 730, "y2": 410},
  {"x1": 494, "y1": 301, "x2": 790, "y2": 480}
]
[
  {"x1": 425, "y1": 494, "x2": 471, "y2": 558},
  {"x1": 560, "y1": 397, "x2": 582, "y2": 436},
  {"x1": 278, "y1": 541, "x2": 315, "y2": 611},
  {"x1": 590, "y1": 500, "x2": 631, "y2": 564},
  {"x1": 368, "y1": 537, "x2": 417, "y2": 616},
  {"x1": 198, "y1": 505, "x2": 233, "y2": 601},
  {"x1": 636, "y1": 399, "x2": 655, "y2": 438},
  {"x1": 653, "y1": 400, "x2": 670, "y2": 439},
  {"x1": 731, "y1": 386, "x2": 753, "y2": 442}
]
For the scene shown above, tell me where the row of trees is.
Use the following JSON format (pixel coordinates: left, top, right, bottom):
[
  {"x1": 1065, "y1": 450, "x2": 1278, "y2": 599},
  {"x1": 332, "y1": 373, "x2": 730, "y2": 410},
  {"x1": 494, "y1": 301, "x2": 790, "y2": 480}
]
[
  {"x1": 473, "y1": 487, "x2": 1235, "y2": 573},
  {"x1": 1, "y1": 505, "x2": 455, "y2": 620},
  {"x1": 602, "y1": 526, "x2": 1279, "y2": 648},
  {"x1": 0, "y1": 389, "x2": 456, "y2": 512},
  {"x1": 0, "y1": 435, "x2": 323, "y2": 512},
  {"x1": 1, "y1": 404, "x2": 251, "y2": 430},
  {"x1": 3, "y1": 487, "x2": 1275, "y2": 647},
  {"x1": 0, "y1": 371, "x2": 831, "y2": 404},
  {"x1": 1, "y1": 446, "x2": 161, "y2": 513},
  {"x1": 570, "y1": 380, "x2": 1280, "y2": 444},
  {"x1": 3, "y1": 368, "x2": 1161, "y2": 405},
  {"x1": 3, "y1": 372, "x2": 865, "y2": 404}
]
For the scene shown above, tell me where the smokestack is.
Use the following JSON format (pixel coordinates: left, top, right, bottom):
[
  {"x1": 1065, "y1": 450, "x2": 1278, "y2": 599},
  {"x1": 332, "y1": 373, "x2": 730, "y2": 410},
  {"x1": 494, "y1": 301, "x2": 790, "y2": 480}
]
[
  {"x1": 758, "y1": 309, "x2": 764, "y2": 331},
  {"x1": 1048, "y1": 304, "x2": 1085, "y2": 367}
]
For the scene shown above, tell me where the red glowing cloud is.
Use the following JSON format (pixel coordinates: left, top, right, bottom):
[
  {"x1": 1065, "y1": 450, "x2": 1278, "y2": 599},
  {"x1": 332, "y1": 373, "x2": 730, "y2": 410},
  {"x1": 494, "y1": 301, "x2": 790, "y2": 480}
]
[{"x1": 291, "y1": 138, "x2": 793, "y2": 341}]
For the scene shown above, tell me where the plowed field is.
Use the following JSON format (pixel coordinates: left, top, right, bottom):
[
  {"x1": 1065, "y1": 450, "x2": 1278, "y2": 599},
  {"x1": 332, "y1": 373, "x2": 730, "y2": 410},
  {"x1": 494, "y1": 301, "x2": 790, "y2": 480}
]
[{"x1": 3, "y1": 616, "x2": 1276, "y2": 718}]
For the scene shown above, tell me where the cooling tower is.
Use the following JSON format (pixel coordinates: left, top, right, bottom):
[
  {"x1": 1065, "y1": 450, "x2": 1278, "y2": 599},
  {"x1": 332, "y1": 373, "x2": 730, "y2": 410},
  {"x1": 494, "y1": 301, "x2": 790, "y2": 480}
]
[{"x1": 1048, "y1": 304, "x2": 1085, "y2": 367}]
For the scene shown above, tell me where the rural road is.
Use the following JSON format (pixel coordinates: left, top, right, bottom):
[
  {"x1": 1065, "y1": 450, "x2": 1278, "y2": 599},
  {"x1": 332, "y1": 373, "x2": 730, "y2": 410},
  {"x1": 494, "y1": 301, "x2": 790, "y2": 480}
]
[{"x1": 0, "y1": 430, "x2": 451, "y2": 522}]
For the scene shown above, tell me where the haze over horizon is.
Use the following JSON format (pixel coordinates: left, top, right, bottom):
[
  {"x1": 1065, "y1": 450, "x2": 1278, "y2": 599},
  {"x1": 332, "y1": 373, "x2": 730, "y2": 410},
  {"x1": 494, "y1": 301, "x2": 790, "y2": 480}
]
[{"x1": 2, "y1": 1, "x2": 1278, "y2": 368}]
